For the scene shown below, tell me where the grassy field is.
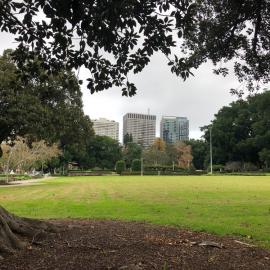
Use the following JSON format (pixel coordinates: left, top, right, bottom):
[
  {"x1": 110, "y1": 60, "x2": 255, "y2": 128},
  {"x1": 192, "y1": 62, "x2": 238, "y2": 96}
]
[{"x1": 1, "y1": 175, "x2": 270, "y2": 246}]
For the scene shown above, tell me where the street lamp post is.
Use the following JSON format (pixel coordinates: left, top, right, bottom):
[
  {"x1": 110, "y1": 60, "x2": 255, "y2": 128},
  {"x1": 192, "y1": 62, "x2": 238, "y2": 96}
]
[
  {"x1": 141, "y1": 157, "x2": 143, "y2": 176},
  {"x1": 210, "y1": 126, "x2": 213, "y2": 174}
]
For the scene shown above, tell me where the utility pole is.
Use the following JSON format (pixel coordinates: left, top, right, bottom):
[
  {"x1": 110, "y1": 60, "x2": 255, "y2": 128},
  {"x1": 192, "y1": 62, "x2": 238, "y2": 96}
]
[{"x1": 210, "y1": 126, "x2": 213, "y2": 174}]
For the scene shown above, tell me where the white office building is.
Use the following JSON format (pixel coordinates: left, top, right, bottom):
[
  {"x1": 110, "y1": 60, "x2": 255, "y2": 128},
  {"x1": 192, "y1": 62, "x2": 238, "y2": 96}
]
[
  {"x1": 123, "y1": 113, "x2": 156, "y2": 148},
  {"x1": 92, "y1": 118, "x2": 119, "y2": 141}
]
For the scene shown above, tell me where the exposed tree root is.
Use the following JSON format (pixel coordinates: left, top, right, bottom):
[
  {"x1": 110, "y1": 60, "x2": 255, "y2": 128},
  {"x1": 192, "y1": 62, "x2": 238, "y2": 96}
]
[{"x1": 0, "y1": 206, "x2": 58, "y2": 255}]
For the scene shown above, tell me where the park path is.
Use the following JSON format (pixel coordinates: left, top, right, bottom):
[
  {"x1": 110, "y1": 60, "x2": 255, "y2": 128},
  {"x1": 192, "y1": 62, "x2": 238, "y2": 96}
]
[{"x1": 0, "y1": 177, "x2": 56, "y2": 188}]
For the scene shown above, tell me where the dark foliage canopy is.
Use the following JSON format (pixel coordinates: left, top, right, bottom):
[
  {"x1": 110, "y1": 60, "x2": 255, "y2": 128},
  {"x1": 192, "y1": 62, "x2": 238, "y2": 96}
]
[
  {"x1": 0, "y1": 50, "x2": 94, "y2": 154},
  {"x1": 0, "y1": 0, "x2": 269, "y2": 96},
  {"x1": 88, "y1": 135, "x2": 122, "y2": 169},
  {"x1": 186, "y1": 139, "x2": 207, "y2": 170},
  {"x1": 202, "y1": 90, "x2": 270, "y2": 167},
  {"x1": 123, "y1": 142, "x2": 142, "y2": 168}
]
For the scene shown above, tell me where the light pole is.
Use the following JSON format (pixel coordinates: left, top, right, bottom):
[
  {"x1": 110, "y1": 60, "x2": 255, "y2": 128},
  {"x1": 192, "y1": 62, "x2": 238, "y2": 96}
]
[
  {"x1": 209, "y1": 126, "x2": 213, "y2": 174},
  {"x1": 141, "y1": 157, "x2": 143, "y2": 176}
]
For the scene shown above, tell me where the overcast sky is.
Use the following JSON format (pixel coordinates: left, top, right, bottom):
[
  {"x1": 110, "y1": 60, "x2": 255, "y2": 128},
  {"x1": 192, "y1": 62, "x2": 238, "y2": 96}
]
[{"x1": 0, "y1": 31, "x2": 239, "y2": 141}]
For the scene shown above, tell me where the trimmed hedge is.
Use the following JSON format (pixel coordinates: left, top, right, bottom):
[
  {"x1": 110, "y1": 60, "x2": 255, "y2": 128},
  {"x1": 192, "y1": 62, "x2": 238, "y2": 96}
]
[
  {"x1": 131, "y1": 159, "x2": 141, "y2": 171},
  {"x1": 121, "y1": 170, "x2": 206, "y2": 176},
  {"x1": 68, "y1": 170, "x2": 114, "y2": 176},
  {"x1": 144, "y1": 165, "x2": 186, "y2": 171},
  {"x1": 115, "y1": 160, "x2": 126, "y2": 175}
]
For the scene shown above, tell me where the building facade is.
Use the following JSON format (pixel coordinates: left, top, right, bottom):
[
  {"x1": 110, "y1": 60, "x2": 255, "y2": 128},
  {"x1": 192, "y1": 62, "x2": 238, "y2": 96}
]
[
  {"x1": 92, "y1": 118, "x2": 119, "y2": 141},
  {"x1": 123, "y1": 113, "x2": 156, "y2": 148},
  {"x1": 160, "y1": 116, "x2": 189, "y2": 143}
]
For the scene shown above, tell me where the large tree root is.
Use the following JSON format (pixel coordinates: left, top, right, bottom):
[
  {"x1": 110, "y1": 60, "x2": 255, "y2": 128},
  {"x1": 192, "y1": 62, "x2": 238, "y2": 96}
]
[{"x1": 0, "y1": 206, "x2": 58, "y2": 255}]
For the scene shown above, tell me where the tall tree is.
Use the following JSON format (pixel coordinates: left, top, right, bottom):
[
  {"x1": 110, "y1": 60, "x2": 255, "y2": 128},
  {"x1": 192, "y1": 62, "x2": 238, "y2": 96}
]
[
  {"x1": 0, "y1": 50, "x2": 94, "y2": 254},
  {"x1": 143, "y1": 139, "x2": 169, "y2": 166},
  {"x1": 88, "y1": 135, "x2": 122, "y2": 170},
  {"x1": 259, "y1": 149, "x2": 270, "y2": 169},
  {"x1": 186, "y1": 139, "x2": 208, "y2": 170},
  {"x1": 122, "y1": 142, "x2": 142, "y2": 168},
  {"x1": 174, "y1": 141, "x2": 193, "y2": 169},
  {"x1": 0, "y1": 50, "x2": 94, "y2": 150},
  {"x1": 202, "y1": 90, "x2": 270, "y2": 167},
  {"x1": 123, "y1": 133, "x2": 133, "y2": 146},
  {"x1": 165, "y1": 143, "x2": 178, "y2": 166}
]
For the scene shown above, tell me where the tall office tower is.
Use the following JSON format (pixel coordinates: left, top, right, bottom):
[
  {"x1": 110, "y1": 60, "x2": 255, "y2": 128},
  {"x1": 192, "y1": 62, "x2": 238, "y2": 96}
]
[
  {"x1": 123, "y1": 113, "x2": 156, "y2": 148},
  {"x1": 92, "y1": 118, "x2": 119, "y2": 141},
  {"x1": 160, "y1": 116, "x2": 189, "y2": 143}
]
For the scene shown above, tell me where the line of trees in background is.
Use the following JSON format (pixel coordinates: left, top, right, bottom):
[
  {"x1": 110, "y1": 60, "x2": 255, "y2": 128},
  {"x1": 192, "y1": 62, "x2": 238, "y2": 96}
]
[
  {"x1": 36, "y1": 87, "x2": 270, "y2": 174},
  {"x1": 45, "y1": 89, "x2": 270, "y2": 174},
  {"x1": 203, "y1": 90, "x2": 270, "y2": 172},
  {"x1": 119, "y1": 90, "x2": 270, "y2": 174}
]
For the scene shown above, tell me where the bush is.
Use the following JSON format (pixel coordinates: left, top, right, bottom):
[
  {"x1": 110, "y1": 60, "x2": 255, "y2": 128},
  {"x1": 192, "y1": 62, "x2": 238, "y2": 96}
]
[
  {"x1": 224, "y1": 161, "x2": 242, "y2": 172},
  {"x1": 131, "y1": 159, "x2": 141, "y2": 171},
  {"x1": 243, "y1": 162, "x2": 258, "y2": 171},
  {"x1": 121, "y1": 171, "x2": 141, "y2": 176},
  {"x1": 211, "y1": 164, "x2": 225, "y2": 172},
  {"x1": 115, "y1": 160, "x2": 126, "y2": 175}
]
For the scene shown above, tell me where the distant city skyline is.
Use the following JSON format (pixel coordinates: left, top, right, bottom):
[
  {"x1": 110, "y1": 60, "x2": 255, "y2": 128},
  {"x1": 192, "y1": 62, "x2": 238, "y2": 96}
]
[
  {"x1": 92, "y1": 112, "x2": 189, "y2": 147},
  {"x1": 94, "y1": 114, "x2": 191, "y2": 144}
]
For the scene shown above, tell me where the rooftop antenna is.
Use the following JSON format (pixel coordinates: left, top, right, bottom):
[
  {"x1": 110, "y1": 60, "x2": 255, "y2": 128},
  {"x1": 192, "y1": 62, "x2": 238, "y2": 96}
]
[{"x1": 148, "y1": 108, "x2": 150, "y2": 115}]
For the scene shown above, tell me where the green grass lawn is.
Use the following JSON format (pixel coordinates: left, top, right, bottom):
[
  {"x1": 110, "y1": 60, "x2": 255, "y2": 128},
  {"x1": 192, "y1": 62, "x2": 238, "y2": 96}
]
[{"x1": 1, "y1": 175, "x2": 270, "y2": 246}]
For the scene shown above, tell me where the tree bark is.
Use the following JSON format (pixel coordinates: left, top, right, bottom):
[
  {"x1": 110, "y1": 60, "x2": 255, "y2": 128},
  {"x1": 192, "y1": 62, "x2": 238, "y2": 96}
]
[{"x1": 0, "y1": 206, "x2": 57, "y2": 255}]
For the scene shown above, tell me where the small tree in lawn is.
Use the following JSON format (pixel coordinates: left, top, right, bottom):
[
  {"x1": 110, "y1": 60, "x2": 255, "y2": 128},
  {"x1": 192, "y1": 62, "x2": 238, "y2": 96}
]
[
  {"x1": 131, "y1": 159, "x2": 141, "y2": 172},
  {"x1": 115, "y1": 160, "x2": 126, "y2": 175},
  {"x1": 174, "y1": 141, "x2": 193, "y2": 169},
  {"x1": 0, "y1": 137, "x2": 61, "y2": 178}
]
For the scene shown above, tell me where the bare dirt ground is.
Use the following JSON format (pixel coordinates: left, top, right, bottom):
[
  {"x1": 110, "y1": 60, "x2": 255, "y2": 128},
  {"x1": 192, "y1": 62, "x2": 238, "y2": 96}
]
[{"x1": 1, "y1": 220, "x2": 270, "y2": 270}]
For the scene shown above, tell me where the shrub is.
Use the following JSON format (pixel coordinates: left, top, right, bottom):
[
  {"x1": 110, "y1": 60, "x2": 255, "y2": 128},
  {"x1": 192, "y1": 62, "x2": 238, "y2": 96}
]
[
  {"x1": 212, "y1": 164, "x2": 225, "y2": 172},
  {"x1": 115, "y1": 160, "x2": 126, "y2": 175},
  {"x1": 224, "y1": 161, "x2": 242, "y2": 172},
  {"x1": 131, "y1": 159, "x2": 141, "y2": 171},
  {"x1": 243, "y1": 162, "x2": 258, "y2": 171}
]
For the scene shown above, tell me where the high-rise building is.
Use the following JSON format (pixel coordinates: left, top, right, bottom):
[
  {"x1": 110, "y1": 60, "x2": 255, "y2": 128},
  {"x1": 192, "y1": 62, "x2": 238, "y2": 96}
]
[
  {"x1": 92, "y1": 118, "x2": 119, "y2": 141},
  {"x1": 160, "y1": 116, "x2": 189, "y2": 143},
  {"x1": 123, "y1": 113, "x2": 156, "y2": 148}
]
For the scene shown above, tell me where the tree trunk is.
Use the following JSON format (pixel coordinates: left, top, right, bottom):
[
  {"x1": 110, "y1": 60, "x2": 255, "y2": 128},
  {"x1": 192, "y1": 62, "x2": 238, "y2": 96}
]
[{"x1": 0, "y1": 206, "x2": 57, "y2": 256}]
